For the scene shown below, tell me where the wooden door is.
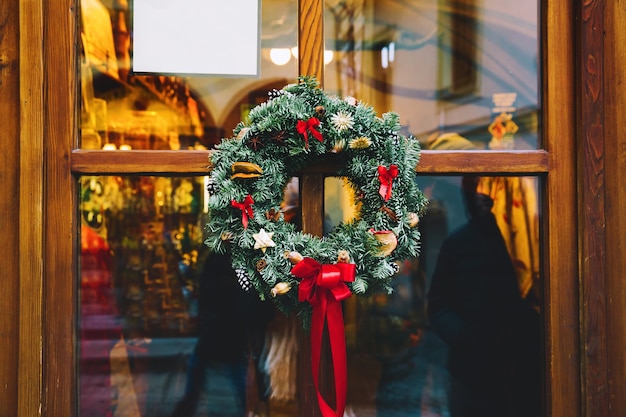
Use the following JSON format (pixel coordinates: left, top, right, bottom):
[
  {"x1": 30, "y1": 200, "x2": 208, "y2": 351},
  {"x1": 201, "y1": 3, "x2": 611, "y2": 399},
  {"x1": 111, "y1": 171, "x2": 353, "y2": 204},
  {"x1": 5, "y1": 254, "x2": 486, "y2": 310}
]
[{"x1": 11, "y1": 0, "x2": 598, "y2": 416}]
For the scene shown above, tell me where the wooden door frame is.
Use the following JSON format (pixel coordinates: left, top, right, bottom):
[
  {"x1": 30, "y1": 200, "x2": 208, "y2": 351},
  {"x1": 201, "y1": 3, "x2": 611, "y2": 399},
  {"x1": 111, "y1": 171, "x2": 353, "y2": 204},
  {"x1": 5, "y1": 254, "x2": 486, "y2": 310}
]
[
  {"x1": 542, "y1": 1, "x2": 579, "y2": 415},
  {"x1": 18, "y1": 0, "x2": 45, "y2": 415},
  {"x1": 578, "y1": 0, "x2": 626, "y2": 415},
  {"x1": 12, "y1": 0, "x2": 610, "y2": 416},
  {"x1": 1, "y1": 1, "x2": 21, "y2": 416},
  {"x1": 603, "y1": 0, "x2": 626, "y2": 414},
  {"x1": 40, "y1": 0, "x2": 78, "y2": 416}
]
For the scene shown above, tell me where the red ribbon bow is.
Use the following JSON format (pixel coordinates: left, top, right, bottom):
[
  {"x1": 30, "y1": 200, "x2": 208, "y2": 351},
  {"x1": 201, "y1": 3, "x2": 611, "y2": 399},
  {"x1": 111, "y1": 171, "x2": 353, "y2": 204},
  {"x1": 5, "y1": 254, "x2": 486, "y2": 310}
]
[
  {"x1": 378, "y1": 164, "x2": 399, "y2": 201},
  {"x1": 296, "y1": 117, "x2": 324, "y2": 149},
  {"x1": 291, "y1": 257, "x2": 356, "y2": 417},
  {"x1": 231, "y1": 194, "x2": 254, "y2": 229}
]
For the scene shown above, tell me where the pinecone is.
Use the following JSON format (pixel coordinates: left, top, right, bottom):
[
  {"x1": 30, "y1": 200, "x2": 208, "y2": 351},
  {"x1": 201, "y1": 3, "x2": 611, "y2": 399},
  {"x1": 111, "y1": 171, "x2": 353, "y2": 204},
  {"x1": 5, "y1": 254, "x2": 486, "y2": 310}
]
[
  {"x1": 235, "y1": 268, "x2": 252, "y2": 291},
  {"x1": 206, "y1": 175, "x2": 218, "y2": 196},
  {"x1": 268, "y1": 89, "x2": 284, "y2": 99}
]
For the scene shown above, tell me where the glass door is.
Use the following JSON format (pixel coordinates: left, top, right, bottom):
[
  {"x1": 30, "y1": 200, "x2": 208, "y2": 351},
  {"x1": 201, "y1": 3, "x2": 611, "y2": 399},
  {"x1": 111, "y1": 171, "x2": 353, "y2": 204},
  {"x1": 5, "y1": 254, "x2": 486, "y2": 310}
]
[{"x1": 42, "y1": 0, "x2": 578, "y2": 416}]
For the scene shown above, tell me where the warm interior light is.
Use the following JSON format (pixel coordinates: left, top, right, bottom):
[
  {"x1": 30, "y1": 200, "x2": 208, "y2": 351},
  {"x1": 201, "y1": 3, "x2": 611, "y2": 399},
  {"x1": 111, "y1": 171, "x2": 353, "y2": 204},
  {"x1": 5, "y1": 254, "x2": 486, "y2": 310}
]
[
  {"x1": 269, "y1": 48, "x2": 292, "y2": 66},
  {"x1": 102, "y1": 143, "x2": 117, "y2": 150},
  {"x1": 381, "y1": 42, "x2": 395, "y2": 69},
  {"x1": 324, "y1": 50, "x2": 334, "y2": 65},
  {"x1": 381, "y1": 46, "x2": 389, "y2": 69}
]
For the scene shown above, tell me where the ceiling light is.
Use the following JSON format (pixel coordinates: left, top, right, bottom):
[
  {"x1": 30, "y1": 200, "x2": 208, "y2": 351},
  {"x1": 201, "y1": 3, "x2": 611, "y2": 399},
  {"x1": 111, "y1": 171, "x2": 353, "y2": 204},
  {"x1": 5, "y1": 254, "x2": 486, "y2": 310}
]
[{"x1": 269, "y1": 48, "x2": 292, "y2": 66}]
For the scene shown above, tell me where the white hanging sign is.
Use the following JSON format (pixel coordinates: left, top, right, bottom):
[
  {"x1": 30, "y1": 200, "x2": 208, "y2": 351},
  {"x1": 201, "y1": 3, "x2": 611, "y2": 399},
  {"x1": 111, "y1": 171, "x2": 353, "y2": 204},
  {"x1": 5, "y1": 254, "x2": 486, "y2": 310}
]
[{"x1": 133, "y1": 0, "x2": 260, "y2": 77}]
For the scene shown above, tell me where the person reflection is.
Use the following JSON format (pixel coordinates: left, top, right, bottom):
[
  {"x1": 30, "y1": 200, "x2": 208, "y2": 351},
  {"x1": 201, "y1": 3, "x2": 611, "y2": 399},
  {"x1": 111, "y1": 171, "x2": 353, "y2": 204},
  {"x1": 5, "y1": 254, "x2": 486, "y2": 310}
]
[
  {"x1": 170, "y1": 251, "x2": 274, "y2": 417},
  {"x1": 427, "y1": 176, "x2": 541, "y2": 417}
]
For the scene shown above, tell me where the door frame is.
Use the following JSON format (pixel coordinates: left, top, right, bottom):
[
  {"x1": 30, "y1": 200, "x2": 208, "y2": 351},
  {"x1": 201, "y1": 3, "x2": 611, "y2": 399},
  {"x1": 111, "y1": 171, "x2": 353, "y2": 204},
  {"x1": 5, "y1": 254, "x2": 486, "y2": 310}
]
[{"x1": 12, "y1": 0, "x2": 601, "y2": 416}]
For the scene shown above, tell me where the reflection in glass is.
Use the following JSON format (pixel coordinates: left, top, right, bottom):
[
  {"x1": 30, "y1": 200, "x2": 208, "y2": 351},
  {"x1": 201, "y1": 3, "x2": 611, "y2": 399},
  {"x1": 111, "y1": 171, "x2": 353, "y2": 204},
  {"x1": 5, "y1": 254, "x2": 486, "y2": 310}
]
[
  {"x1": 79, "y1": 176, "x2": 307, "y2": 417},
  {"x1": 324, "y1": 0, "x2": 540, "y2": 150},
  {"x1": 79, "y1": 0, "x2": 298, "y2": 150},
  {"x1": 79, "y1": 176, "x2": 210, "y2": 416},
  {"x1": 325, "y1": 175, "x2": 542, "y2": 416}
]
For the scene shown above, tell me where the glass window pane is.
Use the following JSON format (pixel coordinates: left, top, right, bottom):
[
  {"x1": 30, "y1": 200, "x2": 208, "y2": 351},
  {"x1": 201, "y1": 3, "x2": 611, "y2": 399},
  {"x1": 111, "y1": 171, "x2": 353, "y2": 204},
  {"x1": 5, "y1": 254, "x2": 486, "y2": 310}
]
[
  {"x1": 325, "y1": 175, "x2": 543, "y2": 416},
  {"x1": 324, "y1": 0, "x2": 540, "y2": 150},
  {"x1": 79, "y1": 0, "x2": 297, "y2": 150},
  {"x1": 79, "y1": 175, "x2": 304, "y2": 416}
]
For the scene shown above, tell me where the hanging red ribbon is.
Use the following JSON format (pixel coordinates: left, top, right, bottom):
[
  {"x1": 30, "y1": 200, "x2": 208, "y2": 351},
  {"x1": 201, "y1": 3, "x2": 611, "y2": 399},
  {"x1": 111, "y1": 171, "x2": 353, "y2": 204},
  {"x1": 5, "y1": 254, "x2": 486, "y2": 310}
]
[
  {"x1": 378, "y1": 164, "x2": 399, "y2": 201},
  {"x1": 231, "y1": 194, "x2": 254, "y2": 229},
  {"x1": 296, "y1": 117, "x2": 324, "y2": 149},
  {"x1": 291, "y1": 257, "x2": 356, "y2": 417}
]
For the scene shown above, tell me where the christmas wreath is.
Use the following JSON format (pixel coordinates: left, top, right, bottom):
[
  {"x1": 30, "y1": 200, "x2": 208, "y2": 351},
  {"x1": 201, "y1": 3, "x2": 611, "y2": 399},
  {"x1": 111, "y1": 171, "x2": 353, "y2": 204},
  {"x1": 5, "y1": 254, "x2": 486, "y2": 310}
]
[
  {"x1": 205, "y1": 76, "x2": 427, "y2": 318},
  {"x1": 205, "y1": 77, "x2": 426, "y2": 417}
]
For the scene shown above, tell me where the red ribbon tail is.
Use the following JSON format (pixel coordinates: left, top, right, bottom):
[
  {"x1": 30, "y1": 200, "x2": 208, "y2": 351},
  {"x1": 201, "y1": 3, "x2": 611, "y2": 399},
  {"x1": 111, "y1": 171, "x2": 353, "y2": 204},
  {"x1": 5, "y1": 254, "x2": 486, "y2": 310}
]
[
  {"x1": 303, "y1": 133, "x2": 310, "y2": 149},
  {"x1": 379, "y1": 184, "x2": 389, "y2": 201},
  {"x1": 297, "y1": 120, "x2": 310, "y2": 149},
  {"x1": 311, "y1": 127, "x2": 324, "y2": 143},
  {"x1": 310, "y1": 291, "x2": 348, "y2": 417},
  {"x1": 327, "y1": 297, "x2": 348, "y2": 416},
  {"x1": 310, "y1": 294, "x2": 326, "y2": 414}
]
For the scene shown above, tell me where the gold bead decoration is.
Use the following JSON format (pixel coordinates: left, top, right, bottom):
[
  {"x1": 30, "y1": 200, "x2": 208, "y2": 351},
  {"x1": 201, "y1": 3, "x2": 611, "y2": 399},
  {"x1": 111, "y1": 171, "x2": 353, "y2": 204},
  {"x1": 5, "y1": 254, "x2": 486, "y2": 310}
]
[
  {"x1": 371, "y1": 230, "x2": 398, "y2": 257},
  {"x1": 337, "y1": 250, "x2": 351, "y2": 263},
  {"x1": 284, "y1": 251, "x2": 304, "y2": 264},
  {"x1": 408, "y1": 212, "x2": 420, "y2": 228},
  {"x1": 331, "y1": 139, "x2": 346, "y2": 153},
  {"x1": 271, "y1": 282, "x2": 292, "y2": 296}
]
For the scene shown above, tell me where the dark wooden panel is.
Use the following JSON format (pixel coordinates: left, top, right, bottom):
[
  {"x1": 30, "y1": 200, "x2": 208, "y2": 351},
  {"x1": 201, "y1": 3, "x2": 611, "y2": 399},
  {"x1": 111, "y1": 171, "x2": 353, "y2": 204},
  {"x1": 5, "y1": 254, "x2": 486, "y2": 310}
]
[
  {"x1": 579, "y1": 0, "x2": 609, "y2": 416},
  {"x1": 43, "y1": 0, "x2": 78, "y2": 416},
  {"x1": 0, "y1": 0, "x2": 21, "y2": 415},
  {"x1": 71, "y1": 149, "x2": 550, "y2": 175},
  {"x1": 542, "y1": 0, "x2": 581, "y2": 416},
  {"x1": 603, "y1": 0, "x2": 626, "y2": 415}
]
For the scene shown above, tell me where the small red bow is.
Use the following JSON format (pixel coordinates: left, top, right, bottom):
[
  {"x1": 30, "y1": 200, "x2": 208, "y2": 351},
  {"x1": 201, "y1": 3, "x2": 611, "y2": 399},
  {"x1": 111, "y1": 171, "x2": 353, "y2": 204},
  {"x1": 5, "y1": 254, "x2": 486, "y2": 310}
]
[
  {"x1": 231, "y1": 194, "x2": 254, "y2": 229},
  {"x1": 291, "y1": 257, "x2": 355, "y2": 417},
  {"x1": 378, "y1": 164, "x2": 399, "y2": 201},
  {"x1": 296, "y1": 117, "x2": 324, "y2": 149}
]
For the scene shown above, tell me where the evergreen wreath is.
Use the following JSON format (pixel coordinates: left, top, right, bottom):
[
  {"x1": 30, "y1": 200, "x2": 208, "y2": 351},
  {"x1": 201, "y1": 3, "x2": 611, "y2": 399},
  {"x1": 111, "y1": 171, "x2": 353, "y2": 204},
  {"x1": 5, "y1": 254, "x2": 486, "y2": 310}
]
[{"x1": 205, "y1": 76, "x2": 427, "y2": 325}]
